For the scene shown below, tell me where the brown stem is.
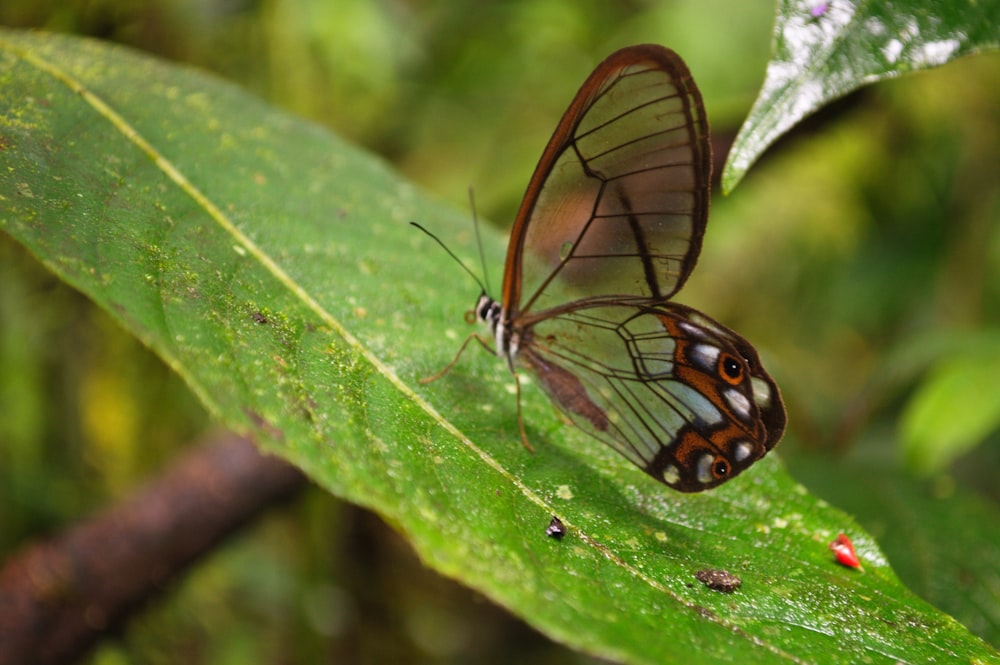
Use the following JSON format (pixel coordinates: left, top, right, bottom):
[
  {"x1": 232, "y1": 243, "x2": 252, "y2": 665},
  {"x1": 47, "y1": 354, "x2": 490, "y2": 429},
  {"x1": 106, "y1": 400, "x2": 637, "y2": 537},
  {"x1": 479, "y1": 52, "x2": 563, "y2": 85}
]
[{"x1": 0, "y1": 431, "x2": 306, "y2": 665}]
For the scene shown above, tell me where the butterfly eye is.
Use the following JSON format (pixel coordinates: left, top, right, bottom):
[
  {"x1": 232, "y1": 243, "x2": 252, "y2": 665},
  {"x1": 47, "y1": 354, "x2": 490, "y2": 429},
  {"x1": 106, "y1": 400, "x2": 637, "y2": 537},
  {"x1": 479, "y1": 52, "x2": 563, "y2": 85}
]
[{"x1": 718, "y1": 353, "x2": 745, "y2": 385}]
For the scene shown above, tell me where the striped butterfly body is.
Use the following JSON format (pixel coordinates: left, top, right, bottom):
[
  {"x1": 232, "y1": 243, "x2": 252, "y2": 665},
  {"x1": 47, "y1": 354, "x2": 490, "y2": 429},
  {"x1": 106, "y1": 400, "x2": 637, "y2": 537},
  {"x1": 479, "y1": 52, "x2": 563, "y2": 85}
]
[{"x1": 458, "y1": 44, "x2": 785, "y2": 492}]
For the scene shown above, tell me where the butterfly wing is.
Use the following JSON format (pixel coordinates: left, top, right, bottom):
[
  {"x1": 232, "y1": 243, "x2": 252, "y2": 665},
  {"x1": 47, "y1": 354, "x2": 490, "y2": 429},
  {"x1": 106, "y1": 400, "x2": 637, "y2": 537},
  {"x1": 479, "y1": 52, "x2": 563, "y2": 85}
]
[
  {"x1": 502, "y1": 44, "x2": 711, "y2": 320},
  {"x1": 490, "y1": 45, "x2": 784, "y2": 490},
  {"x1": 520, "y1": 304, "x2": 786, "y2": 492}
]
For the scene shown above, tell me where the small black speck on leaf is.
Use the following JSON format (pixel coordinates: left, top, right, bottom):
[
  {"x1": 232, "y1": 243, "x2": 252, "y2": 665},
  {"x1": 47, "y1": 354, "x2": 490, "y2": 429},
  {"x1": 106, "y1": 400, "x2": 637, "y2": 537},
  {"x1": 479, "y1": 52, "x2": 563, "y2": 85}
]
[{"x1": 545, "y1": 516, "x2": 566, "y2": 540}]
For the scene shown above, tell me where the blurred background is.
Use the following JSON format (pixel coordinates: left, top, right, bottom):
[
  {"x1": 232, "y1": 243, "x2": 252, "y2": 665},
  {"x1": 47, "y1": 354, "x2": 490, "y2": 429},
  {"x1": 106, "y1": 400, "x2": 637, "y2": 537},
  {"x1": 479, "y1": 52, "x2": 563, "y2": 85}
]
[{"x1": 1, "y1": 0, "x2": 998, "y2": 662}]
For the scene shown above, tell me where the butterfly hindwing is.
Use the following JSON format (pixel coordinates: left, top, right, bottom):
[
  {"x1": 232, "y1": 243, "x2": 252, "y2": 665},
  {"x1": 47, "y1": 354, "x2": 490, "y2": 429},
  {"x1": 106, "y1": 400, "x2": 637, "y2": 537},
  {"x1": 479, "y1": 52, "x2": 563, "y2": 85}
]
[{"x1": 520, "y1": 303, "x2": 784, "y2": 491}]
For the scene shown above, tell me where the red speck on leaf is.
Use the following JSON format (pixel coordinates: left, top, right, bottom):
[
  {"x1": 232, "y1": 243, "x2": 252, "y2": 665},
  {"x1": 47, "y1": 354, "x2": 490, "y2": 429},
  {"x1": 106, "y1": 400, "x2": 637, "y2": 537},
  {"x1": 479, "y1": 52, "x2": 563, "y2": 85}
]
[{"x1": 829, "y1": 533, "x2": 863, "y2": 570}]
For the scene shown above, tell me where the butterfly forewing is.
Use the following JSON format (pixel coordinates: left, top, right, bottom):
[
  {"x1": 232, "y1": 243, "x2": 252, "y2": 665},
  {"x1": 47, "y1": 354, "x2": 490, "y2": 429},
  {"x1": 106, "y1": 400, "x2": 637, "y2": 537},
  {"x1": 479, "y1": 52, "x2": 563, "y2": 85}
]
[{"x1": 505, "y1": 45, "x2": 710, "y2": 321}]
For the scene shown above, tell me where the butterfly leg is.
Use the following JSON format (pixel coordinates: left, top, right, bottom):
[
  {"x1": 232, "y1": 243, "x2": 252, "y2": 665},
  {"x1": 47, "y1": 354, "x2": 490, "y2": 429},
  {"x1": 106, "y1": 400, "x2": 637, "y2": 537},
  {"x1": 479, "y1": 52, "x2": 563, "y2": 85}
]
[
  {"x1": 419, "y1": 333, "x2": 494, "y2": 384},
  {"x1": 513, "y1": 372, "x2": 536, "y2": 452}
]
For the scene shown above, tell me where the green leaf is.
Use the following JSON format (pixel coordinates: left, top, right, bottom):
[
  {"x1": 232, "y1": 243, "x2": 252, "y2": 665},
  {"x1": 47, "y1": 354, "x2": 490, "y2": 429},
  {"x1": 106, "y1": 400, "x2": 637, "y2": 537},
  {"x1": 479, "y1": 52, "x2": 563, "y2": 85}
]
[
  {"x1": 901, "y1": 339, "x2": 1000, "y2": 475},
  {"x1": 788, "y1": 455, "x2": 1000, "y2": 647},
  {"x1": 1, "y1": 29, "x2": 997, "y2": 664},
  {"x1": 722, "y1": 0, "x2": 1000, "y2": 192}
]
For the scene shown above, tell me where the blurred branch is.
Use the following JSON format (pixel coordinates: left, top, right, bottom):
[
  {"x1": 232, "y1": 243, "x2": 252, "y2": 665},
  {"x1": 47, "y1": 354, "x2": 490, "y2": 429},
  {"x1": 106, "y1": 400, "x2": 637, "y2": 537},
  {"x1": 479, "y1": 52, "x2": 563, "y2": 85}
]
[{"x1": 0, "y1": 431, "x2": 306, "y2": 665}]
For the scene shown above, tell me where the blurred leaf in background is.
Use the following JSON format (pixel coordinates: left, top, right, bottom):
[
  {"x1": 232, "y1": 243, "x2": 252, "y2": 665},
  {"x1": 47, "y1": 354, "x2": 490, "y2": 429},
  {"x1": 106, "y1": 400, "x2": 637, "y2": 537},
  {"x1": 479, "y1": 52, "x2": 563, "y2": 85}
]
[{"x1": 900, "y1": 336, "x2": 1000, "y2": 474}]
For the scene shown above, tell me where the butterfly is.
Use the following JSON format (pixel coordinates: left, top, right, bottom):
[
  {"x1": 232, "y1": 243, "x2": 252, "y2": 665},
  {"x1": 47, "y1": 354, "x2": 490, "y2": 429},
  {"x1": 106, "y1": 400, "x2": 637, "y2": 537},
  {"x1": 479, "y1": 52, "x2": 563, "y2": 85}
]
[{"x1": 425, "y1": 44, "x2": 785, "y2": 492}]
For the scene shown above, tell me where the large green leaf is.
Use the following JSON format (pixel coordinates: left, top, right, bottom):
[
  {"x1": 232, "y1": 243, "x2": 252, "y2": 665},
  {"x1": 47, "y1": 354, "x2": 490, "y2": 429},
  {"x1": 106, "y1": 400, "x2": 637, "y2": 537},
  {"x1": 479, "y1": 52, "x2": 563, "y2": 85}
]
[
  {"x1": 1, "y1": 29, "x2": 997, "y2": 664},
  {"x1": 723, "y1": 0, "x2": 1000, "y2": 192}
]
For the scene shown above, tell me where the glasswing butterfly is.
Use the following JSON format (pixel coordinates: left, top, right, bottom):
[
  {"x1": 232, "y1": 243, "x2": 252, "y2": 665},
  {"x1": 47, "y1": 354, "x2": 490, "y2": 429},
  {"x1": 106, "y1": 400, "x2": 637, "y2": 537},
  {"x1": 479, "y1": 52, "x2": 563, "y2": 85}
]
[{"x1": 421, "y1": 44, "x2": 785, "y2": 492}]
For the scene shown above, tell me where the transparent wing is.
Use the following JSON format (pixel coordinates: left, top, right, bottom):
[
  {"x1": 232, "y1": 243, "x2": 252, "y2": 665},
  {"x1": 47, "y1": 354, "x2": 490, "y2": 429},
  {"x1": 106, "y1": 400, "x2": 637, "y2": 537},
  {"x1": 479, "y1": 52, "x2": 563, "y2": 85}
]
[
  {"x1": 519, "y1": 303, "x2": 785, "y2": 492},
  {"x1": 502, "y1": 45, "x2": 711, "y2": 320}
]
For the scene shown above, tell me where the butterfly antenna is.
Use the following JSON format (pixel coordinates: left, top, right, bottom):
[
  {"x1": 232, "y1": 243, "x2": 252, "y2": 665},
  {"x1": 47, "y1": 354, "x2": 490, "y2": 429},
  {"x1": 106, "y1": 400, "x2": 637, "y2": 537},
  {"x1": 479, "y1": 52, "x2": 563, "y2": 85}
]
[
  {"x1": 410, "y1": 221, "x2": 488, "y2": 294},
  {"x1": 468, "y1": 187, "x2": 493, "y2": 295}
]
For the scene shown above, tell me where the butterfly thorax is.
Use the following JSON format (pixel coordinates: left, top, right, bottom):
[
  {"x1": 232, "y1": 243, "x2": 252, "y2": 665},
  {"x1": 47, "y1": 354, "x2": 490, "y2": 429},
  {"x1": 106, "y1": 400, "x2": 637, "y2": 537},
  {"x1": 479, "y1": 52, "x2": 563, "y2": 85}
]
[{"x1": 474, "y1": 293, "x2": 520, "y2": 372}]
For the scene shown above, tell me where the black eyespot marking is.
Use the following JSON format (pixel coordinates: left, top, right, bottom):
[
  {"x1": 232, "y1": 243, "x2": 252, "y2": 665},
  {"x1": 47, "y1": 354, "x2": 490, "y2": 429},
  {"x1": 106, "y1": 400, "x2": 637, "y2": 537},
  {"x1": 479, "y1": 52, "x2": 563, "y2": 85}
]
[
  {"x1": 713, "y1": 459, "x2": 730, "y2": 478},
  {"x1": 723, "y1": 356, "x2": 742, "y2": 380}
]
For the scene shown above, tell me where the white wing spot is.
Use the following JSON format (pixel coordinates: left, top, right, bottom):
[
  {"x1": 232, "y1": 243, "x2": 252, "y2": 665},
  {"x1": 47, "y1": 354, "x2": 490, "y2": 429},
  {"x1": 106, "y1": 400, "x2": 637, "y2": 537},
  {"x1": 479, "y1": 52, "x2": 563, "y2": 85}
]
[
  {"x1": 734, "y1": 441, "x2": 754, "y2": 462},
  {"x1": 697, "y1": 454, "x2": 715, "y2": 484},
  {"x1": 691, "y1": 344, "x2": 719, "y2": 371},
  {"x1": 678, "y1": 321, "x2": 706, "y2": 339},
  {"x1": 662, "y1": 465, "x2": 681, "y2": 486},
  {"x1": 751, "y1": 376, "x2": 773, "y2": 408},
  {"x1": 725, "y1": 388, "x2": 752, "y2": 420}
]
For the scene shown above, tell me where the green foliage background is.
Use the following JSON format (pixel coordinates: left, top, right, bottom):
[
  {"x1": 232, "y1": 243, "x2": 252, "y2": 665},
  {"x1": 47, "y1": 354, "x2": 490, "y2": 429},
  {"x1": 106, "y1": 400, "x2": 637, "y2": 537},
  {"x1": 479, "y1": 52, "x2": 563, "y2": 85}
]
[{"x1": 1, "y1": 0, "x2": 998, "y2": 663}]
